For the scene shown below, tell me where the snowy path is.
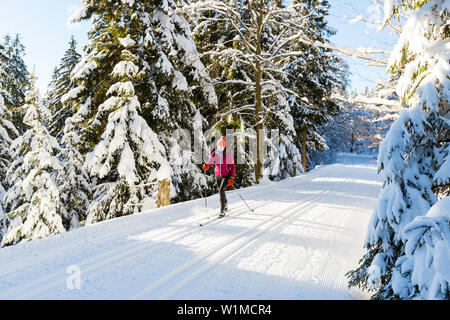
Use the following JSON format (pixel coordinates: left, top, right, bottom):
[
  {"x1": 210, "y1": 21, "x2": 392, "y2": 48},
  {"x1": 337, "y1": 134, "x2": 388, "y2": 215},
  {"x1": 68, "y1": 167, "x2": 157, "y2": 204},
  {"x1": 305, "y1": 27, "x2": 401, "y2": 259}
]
[{"x1": 0, "y1": 154, "x2": 381, "y2": 299}]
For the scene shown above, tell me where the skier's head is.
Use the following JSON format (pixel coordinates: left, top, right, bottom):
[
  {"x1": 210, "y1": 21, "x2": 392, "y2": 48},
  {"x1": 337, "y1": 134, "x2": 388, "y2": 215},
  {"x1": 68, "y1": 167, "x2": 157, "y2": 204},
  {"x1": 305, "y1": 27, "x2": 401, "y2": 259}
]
[{"x1": 217, "y1": 136, "x2": 226, "y2": 152}]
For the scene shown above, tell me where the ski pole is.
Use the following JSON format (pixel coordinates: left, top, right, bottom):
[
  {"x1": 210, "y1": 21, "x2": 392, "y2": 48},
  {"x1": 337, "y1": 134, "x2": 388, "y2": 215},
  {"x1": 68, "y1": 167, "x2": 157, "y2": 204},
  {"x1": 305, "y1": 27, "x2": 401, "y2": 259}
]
[
  {"x1": 232, "y1": 185, "x2": 254, "y2": 213},
  {"x1": 204, "y1": 167, "x2": 208, "y2": 208}
]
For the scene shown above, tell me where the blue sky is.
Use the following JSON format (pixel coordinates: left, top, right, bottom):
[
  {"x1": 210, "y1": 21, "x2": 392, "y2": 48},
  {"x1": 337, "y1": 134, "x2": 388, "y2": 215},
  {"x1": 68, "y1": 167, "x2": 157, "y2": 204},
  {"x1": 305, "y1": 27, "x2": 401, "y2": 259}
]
[
  {"x1": 0, "y1": 0, "x2": 395, "y2": 94},
  {"x1": 327, "y1": 0, "x2": 397, "y2": 93},
  {"x1": 0, "y1": 0, "x2": 90, "y2": 93}
]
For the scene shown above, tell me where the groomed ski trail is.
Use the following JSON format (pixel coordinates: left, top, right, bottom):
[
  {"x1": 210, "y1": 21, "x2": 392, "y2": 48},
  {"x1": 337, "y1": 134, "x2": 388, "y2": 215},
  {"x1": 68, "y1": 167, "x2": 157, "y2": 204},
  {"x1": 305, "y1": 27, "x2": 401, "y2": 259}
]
[{"x1": 0, "y1": 154, "x2": 381, "y2": 300}]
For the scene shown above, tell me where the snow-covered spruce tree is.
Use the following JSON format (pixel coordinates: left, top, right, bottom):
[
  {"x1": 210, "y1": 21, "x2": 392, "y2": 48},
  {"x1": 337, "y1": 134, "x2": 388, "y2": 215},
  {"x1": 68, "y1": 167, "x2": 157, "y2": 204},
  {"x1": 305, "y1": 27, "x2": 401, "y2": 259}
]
[
  {"x1": 394, "y1": 196, "x2": 450, "y2": 299},
  {"x1": 167, "y1": 110, "x2": 212, "y2": 203},
  {"x1": 0, "y1": 93, "x2": 19, "y2": 242},
  {"x1": 141, "y1": 0, "x2": 217, "y2": 202},
  {"x1": 67, "y1": 1, "x2": 176, "y2": 223},
  {"x1": 0, "y1": 48, "x2": 15, "y2": 240},
  {"x1": 258, "y1": 69, "x2": 303, "y2": 181},
  {"x1": 1, "y1": 34, "x2": 30, "y2": 133},
  {"x1": 363, "y1": 78, "x2": 399, "y2": 153},
  {"x1": 42, "y1": 67, "x2": 59, "y2": 116},
  {"x1": 56, "y1": 116, "x2": 90, "y2": 230},
  {"x1": 0, "y1": 61, "x2": 19, "y2": 189},
  {"x1": 283, "y1": 0, "x2": 348, "y2": 172},
  {"x1": 68, "y1": 0, "x2": 217, "y2": 204},
  {"x1": 0, "y1": 42, "x2": 9, "y2": 99},
  {"x1": 264, "y1": 132, "x2": 303, "y2": 181},
  {"x1": 434, "y1": 142, "x2": 449, "y2": 199},
  {"x1": 185, "y1": 0, "x2": 322, "y2": 183},
  {"x1": 0, "y1": 95, "x2": 17, "y2": 184},
  {"x1": 1, "y1": 75, "x2": 66, "y2": 247},
  {"x1": 347, "y1": 0, "x2": 449, "y2": 300},
  {"x1": 84, "y1": 51, "x2": 170, "y2": 224},
  {"x1": 46, "y1": 36, "x2": 81, "y2": 140}
]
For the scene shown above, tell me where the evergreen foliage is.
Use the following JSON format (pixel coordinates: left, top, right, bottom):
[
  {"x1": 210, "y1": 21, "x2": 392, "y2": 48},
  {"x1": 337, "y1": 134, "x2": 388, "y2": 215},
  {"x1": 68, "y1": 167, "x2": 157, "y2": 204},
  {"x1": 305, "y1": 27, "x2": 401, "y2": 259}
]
[
  {"x1": 66, "y1": 0, "x2": 217, "y2": 210},
  {"x1": 347, "y1": 0, "x2": 449, "y2": 299},
  {"x1": 57, "y1": 116, "x2": 90, "y2": 230},
  {"x1": 0, "y1": 93, "x2": 19, "y2": 242},
  {"x1": 1, "y1": 75, "x2": 66, "y2": 246},
  {"x1": 46, "y1": 36, "x2": 81, "y2": 139},
  {"x1": 283, "y1": 0, "x2": 348, "y2": 172},
  {"x1": 0, "y1": 34, "x2": 30, "y2": 133}
]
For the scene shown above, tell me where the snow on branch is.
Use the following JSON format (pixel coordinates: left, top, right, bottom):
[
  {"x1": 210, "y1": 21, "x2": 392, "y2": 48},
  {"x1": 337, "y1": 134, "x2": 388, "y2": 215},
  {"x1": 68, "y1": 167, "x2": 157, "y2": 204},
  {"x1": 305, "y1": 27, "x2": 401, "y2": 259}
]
[
  {"x1": 332, "y1": 93, "x2": 403, "y2": 113},
  {"x1": 296, "y1": 38, "x2": 389, "y2": 67}
]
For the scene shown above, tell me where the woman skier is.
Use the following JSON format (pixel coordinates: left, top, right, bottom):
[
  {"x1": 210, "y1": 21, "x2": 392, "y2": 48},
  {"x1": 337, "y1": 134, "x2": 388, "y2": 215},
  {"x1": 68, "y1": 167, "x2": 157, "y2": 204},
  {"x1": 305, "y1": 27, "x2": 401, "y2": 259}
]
[{"x1": 203, "y1": 136, "x2": 235, "y2": 217}]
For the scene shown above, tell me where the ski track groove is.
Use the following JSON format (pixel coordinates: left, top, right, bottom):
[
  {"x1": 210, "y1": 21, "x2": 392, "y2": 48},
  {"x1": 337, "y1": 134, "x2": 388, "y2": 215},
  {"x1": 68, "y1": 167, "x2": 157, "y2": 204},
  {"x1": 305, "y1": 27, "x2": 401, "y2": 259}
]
[
  {"x1": 169, "y1": 202, "x2": 327, "y2": 300},
  {"x1": 131, "y1": 176, "x2": 354, "y2": 299},
  {"x1": 162, "y1": 177, "x2": 358, "y2": 300},
  {"x1": 2, "y1": 199, "x2": 272, "y2": 300},
  {"x1": 0, "y1": 202, "x2": 221, "y2": 279},
  {"x1": 0, "y1": 163, "x2": 353, "y2": 300},
  {"x1": 2, "y1": 164, "x2": 337, "y2": 299},
  {"x1": 291, "y1": 182, "x2": 355, "y2": 299},
  {"x1": 1, "y1": 175, "x2": 299, "y2": 280},
  {"x1": 184, "y1": 196, "x2": 334, "y2": 299}
]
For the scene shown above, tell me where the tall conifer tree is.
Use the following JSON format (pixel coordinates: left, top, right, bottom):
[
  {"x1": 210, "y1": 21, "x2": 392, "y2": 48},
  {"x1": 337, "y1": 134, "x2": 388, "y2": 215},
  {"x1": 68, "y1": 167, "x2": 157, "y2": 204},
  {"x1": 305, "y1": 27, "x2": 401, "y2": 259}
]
[
  {"x1": 46, "y1": 36, "x2": 81, "y2": 139},
  {"x1": 2, "y1": 75, "x2": 66, "y2": 246},
  {"x1": 347, "y1": 0, "x2": 449, "y2": 299},
  {"x1": 284, "y1": 0, "x2": 348, "y2": 172},
  {"x1": 1, "y1": 34, "x2": 30, "y2": 132},
  {"x1": 65, "y1": 0, "x2": 217, "y2": 221}
]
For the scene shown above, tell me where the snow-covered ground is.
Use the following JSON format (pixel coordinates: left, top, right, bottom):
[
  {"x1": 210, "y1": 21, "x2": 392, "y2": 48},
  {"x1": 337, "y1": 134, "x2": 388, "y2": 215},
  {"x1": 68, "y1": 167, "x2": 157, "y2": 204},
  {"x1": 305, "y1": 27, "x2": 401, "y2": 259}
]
[{"x1": 0, "y1": 153, "x2": 382, "y2": 300}]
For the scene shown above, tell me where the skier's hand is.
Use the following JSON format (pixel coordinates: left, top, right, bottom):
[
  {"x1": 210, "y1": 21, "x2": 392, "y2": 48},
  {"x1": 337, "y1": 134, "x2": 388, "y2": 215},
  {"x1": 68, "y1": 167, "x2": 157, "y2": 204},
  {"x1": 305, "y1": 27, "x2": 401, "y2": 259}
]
[
  {"x1": 203, "y1": 164, "x2": 210, "y2": 170},
  {"x1": 227, "y1": 176, "x2": 234, "y2": 187}
]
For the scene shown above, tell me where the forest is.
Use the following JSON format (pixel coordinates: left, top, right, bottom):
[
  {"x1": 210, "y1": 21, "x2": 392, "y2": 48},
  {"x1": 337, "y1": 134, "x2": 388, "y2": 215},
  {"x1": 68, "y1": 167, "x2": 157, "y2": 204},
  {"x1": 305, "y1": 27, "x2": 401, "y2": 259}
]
[{"x1": 0, "y1": 0, "x2": 448, "y2": 300}]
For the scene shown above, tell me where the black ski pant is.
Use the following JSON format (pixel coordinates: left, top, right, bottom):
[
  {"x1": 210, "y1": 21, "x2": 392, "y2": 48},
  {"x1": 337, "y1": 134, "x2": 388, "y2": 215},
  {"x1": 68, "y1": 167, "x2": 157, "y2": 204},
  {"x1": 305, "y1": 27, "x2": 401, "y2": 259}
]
[{"x1": 217, "y1": 175, "x2": 230, "y2": 211}]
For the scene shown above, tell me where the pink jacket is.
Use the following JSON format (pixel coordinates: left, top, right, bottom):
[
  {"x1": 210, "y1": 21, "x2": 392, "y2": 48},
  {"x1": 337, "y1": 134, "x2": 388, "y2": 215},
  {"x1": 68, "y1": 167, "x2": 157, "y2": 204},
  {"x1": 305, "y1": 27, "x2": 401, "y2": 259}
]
[{"x1": 206, "y1": 150, "x2": 235, "y2": 177}]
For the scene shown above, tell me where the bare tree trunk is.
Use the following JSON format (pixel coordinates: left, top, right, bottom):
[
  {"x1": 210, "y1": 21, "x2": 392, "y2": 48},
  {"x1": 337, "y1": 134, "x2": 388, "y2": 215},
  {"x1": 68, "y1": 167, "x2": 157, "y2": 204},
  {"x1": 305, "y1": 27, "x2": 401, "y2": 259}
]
[
  {"x1": 301, "y1": 130, "x2": 307, "y2": 172},
  {"x1": 254, "y1": 0, "x2": 264, "y2": 184},
  {"x1": 351, "y1": 132, "x2": 354, "y2": 153},
  {"x1": 255, "y1": 63, "x2": 264, "y2": 183}
]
